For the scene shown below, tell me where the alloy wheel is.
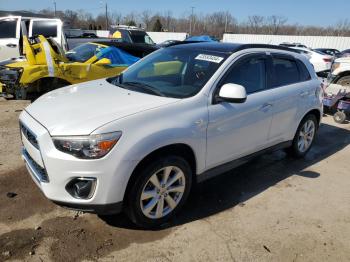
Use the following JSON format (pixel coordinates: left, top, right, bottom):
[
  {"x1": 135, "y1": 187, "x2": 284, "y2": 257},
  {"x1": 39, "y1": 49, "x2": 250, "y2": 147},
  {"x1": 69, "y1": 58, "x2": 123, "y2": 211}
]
[
  {"x1": 140, "y1": 166, "x2": 186, "y2": 219},
  {"x1": 297, "y1": 119, "x2": 316, "y2": 153}
]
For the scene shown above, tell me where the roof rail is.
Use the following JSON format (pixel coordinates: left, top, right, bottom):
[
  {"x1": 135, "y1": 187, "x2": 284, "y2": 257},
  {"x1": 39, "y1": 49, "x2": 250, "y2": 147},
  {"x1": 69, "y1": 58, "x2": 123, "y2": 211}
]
[{"x1": 237, "y1": 44, "x2": 300, "y2": 54}]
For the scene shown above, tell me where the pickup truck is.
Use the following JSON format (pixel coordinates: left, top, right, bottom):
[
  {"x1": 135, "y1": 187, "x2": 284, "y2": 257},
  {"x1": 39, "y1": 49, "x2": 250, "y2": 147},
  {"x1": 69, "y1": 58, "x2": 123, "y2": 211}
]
[{"x1": 0, "y1": 16, "x2": 66, "y2": 61}]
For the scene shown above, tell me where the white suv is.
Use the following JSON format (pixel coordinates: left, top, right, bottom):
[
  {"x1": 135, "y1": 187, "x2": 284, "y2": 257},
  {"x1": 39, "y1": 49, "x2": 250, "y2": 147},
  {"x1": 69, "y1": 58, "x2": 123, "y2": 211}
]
[{"x1": 19, "y1": 43, "x2": 323, "y2": 227}]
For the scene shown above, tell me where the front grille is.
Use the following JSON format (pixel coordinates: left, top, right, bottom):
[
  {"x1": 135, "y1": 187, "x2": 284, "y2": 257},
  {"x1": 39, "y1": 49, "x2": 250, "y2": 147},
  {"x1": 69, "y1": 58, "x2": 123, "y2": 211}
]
[
  {"x1": 20, "y1": 122, "x2": 39, "y2": 149},
  {"x1": 22, "y1": 148, "x2": 49, "y2": 183}
]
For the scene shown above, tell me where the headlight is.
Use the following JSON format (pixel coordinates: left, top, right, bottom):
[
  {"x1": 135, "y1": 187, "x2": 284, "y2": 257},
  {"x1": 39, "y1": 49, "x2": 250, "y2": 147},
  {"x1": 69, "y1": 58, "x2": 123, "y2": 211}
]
[{"x1": 53, "y1": 131, "x2": 122, "y2": 159}]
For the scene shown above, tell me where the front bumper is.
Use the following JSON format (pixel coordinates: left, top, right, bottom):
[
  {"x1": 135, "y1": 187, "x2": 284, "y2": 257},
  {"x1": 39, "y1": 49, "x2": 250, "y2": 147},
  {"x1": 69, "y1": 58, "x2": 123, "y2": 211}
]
[
  {"x1": 19, "y1": 110, "x2": 137, "y2": 214},
  {"x1": 52, "y1": 200, "x2": 123, "y2": 215}
]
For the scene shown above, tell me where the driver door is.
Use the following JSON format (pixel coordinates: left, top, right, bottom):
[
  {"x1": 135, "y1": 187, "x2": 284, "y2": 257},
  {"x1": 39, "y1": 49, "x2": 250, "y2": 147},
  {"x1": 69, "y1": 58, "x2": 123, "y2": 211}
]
[{"x1": 206, "y1": 53, "x2": 274, "y2": 169}]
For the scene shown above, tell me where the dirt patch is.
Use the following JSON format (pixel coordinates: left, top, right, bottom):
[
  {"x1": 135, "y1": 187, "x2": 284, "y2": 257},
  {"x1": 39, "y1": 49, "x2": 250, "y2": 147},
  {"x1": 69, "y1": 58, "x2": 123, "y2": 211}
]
[
  {"x1": 0, "y1": 100, "x2": 30, "y2": 174},
  {"x1": 0, "y1": 228, "x2": 44, "y2": 262},
  {"x1": 0, "y1": 166, "x2": 56, "y2": 223},
  {"x1": 0, "y1": 215, "x2": 171, "y2": 262}
]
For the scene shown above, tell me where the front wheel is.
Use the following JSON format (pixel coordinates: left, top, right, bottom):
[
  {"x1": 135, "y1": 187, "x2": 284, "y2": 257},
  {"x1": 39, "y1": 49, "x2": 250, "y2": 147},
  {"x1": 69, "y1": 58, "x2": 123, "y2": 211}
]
[
  {"x1": 287, "y1": 114, "x2": 318, "y2": 158},
  {"x1": 126, "y1": 156, "x2": 192, "y2": 228}
]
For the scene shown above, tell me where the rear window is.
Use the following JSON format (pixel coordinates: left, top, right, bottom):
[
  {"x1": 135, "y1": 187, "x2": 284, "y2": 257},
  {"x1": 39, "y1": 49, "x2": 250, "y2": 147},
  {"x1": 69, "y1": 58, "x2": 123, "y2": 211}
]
[
  {"x1": 272, "y1": 57, "x2": 300, "y2": 87},
  {"x1": 32, "y1": 20, "x2": 57, "y2": 38},
  {"x1": 0, "y1": 19, "x2": 17, "y2": 38}
]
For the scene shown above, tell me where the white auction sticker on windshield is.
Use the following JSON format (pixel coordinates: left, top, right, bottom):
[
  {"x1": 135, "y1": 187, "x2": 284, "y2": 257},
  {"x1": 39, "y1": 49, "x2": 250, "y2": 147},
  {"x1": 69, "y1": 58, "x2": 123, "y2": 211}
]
[{"x1": 195, "y1": 54, "x2": 224, "y2": 63}]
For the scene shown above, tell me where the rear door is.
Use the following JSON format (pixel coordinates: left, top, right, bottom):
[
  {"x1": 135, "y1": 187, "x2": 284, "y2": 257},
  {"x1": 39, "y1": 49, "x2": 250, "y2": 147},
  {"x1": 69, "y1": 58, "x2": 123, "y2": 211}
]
[
  {"x1": 0, "y1": 16, "x2": 21, "y2": 60},
  {"x1": 29, "y1": 19, "x2": 62, "y2": 46},
  {"x1": 267, "y1": 54, "x2": 310, "y2": 143}
]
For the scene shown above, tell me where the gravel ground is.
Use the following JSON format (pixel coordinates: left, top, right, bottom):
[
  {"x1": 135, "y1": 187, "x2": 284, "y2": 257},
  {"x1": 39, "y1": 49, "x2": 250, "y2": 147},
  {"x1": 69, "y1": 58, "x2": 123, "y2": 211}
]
[{"x1": 0, "y1": 99, "x2": 349, "y2": 262}]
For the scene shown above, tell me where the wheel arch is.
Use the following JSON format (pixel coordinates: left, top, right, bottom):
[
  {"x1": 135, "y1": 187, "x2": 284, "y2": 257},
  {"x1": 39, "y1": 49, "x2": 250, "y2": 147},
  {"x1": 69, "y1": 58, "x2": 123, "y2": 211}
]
[
  {"x1": 123, "y1": 143, "x2": 197, "y2": 203},
  {"x1": 334, "y1": 71, "x2": 350, "y2": 83},
  {"x1": 300, "y1": 108, "x2": 322, "y2": 127}
]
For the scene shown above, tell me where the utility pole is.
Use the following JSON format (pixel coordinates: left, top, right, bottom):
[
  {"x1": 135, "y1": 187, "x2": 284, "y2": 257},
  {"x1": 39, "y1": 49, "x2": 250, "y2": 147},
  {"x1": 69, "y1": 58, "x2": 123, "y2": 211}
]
[
  {"x1": 189, "y1": 6, "x2": 195, "y2": 35},
  {"x1": 53, "y1": 1, "x2": 57, "y2": 17},
  {"x1": 225, "y1": 13, "x2": 228, "y2": 33},
  {"x1": 105, "y1": 2, "x2": 108, "y2": 30}
]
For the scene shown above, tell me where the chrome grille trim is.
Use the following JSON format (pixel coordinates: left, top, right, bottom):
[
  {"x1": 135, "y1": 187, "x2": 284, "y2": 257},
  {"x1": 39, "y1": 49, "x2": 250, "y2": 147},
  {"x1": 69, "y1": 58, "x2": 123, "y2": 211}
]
[
  {"x1": 20, "y1": 121, "x2": 39, "y2": 149},
  {"x1": 22, "y1": 148, "x2": 49, "y2": 183}
]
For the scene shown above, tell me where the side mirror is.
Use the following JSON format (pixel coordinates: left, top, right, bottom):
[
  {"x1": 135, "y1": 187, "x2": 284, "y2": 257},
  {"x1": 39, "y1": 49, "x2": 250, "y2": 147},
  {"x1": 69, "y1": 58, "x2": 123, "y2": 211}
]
[
  {"x1": 216, "y1": 83, "x2": 247, "y2": 103},
  {"x1": 95, "y1": 58, "x2": 112, "y2": 65}
]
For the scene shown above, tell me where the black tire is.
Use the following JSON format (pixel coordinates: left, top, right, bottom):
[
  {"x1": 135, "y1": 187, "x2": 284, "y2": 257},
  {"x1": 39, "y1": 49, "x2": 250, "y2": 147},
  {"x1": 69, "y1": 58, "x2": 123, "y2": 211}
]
[
  {"x1": 335, "y1": 75, "x2": 350, "y2": 87},
  {"x1": 125, "y1": 155, "x2": 192, "y2": 228},
  {"x1": 287, "y1": 114, "x2": 318, "y2": 158},
  {"x1": 333, "y1": 111, "x2": 347, "y2": 124}
]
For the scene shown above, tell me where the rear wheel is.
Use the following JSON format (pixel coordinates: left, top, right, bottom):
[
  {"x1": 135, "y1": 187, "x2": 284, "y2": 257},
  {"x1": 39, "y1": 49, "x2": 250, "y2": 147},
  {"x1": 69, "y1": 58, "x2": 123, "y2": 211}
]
[
  {"x1": 287, "y1": 114, "x2": 318, "y2": 158},
  {"x1": 333, "y1": 111, "x2": 347, "y2": 124},
  {"x1": 126, "y1": 156, "x2": 192, "y2": 228}
]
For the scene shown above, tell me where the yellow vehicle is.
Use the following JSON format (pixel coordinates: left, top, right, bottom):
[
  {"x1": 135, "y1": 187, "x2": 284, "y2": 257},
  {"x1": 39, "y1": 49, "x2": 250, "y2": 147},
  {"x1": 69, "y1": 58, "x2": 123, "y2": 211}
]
[{"x1": 0, "y1": 35, "x2": 157, "y2": 99}]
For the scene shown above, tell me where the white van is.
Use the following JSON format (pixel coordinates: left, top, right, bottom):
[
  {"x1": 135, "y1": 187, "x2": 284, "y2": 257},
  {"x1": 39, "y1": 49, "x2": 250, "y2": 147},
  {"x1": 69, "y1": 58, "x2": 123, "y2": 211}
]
[{"x1": 0, "y1": 16, "x2": 66, "y2": 61}]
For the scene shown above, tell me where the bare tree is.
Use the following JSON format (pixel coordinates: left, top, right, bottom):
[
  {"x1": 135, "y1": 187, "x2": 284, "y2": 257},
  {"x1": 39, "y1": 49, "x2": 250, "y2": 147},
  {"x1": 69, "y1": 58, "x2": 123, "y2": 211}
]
[
  {"x1": 141, "y1": 10, "x2": 153, "y2": 30},
  {"x1": 266, "y1": 15, "x2": 287, "y2": 34},
  {"x1": 35, "y1": 8, "x2": 350, "y2": 38},
  {"x1": 110, "y1": 11, "x2": 122, "y2": 26},
  {"x1": 247, "y1": 15, "x2": 265, "y2": 34}
]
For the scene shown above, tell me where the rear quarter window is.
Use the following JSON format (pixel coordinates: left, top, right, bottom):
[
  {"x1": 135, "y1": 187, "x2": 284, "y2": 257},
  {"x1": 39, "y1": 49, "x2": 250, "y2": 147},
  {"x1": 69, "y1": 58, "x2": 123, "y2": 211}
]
[
  {"x1": 32, "y1": 20, "x2": 57, "y2": 38},
  {"x1": 0, "y1": 19, "x2": 17, "y2": 38},
  {"x1": 296, "y1": 60, "x2": 311, "y2": 81}
]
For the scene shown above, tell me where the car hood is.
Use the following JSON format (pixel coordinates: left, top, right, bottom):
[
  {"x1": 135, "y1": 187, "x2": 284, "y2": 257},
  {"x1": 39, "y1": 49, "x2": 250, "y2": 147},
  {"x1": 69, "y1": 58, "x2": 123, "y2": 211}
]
[{"x1": 25, "y1": 79, "x2": 179, "y2": 136}]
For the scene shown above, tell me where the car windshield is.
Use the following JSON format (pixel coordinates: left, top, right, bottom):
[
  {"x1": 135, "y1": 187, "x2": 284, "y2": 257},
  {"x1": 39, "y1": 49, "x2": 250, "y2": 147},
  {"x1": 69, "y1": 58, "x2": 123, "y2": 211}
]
[
  {"x1": 109, "y1": 47, "x2": 228, "y2": 98},
  {"x1": 66, "y1": 43, "x2": 105, "y2": 62}
]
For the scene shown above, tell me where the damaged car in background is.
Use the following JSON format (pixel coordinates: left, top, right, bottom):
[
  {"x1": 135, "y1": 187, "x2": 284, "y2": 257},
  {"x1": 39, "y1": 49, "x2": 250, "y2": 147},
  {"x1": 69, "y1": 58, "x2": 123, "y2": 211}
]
[{"x1": 0, "y1": 35, "x2": 157, "y2": 99}]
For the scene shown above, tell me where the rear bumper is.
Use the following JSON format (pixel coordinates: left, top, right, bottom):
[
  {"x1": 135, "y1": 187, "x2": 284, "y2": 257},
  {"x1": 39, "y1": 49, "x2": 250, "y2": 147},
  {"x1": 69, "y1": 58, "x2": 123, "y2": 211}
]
[{"x1": 52, "y1": 200, "x2": 123, "y2": 215}]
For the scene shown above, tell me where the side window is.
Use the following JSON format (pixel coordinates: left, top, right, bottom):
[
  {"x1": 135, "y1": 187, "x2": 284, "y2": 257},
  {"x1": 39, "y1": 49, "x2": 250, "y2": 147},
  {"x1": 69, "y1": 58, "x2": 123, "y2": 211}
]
[
  {"x1": 32, "y1": 20, "x2": 57, "y2": 38},
  {"x1": 272, "y1": 57, "x2": 300, "y2": 87},
  {"x1": 0, "y1": 19, "x2": 17, "y2": 38},
  {"x1": 223, "y1": 56, "x2": 266, "y2": 94},
  {"x1": 296, "y1": 60, "x2": 311, "y2": 81},
  {"x1": 121, "y1": 30, "x2": 131, "y2": 43}
]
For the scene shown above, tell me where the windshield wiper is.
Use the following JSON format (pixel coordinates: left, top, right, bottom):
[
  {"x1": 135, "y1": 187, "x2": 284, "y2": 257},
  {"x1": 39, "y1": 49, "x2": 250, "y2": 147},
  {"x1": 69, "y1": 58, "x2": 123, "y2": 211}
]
[{"x1": 119, "y1": 81, "x2": 165, "y2": 97}]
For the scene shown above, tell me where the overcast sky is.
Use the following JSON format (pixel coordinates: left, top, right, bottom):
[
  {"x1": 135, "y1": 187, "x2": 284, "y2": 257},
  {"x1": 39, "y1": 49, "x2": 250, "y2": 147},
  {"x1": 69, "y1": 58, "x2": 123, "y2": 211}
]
[{"x1": 0, "y1": 0, "x2": 349, "y2": 27}]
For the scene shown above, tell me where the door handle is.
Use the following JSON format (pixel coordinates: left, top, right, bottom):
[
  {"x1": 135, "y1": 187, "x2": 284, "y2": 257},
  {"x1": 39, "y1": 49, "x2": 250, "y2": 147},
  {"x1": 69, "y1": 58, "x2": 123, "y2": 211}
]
[
  {"x1": 299, "y1": 91, "x2": 309, "y2": 97},
  {"x1": 259, "y1": 103, "x2": 273, "y2": 111},
  {"x1": 6, "y1": 43, "x2": 17, "y2": 48}
]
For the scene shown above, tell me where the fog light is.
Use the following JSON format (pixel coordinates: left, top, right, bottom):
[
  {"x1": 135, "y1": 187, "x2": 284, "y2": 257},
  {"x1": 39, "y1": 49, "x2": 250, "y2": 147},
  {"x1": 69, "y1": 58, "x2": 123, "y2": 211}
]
[{"x1": 66, "y1": 178, "x2": 97, "y2": 199}]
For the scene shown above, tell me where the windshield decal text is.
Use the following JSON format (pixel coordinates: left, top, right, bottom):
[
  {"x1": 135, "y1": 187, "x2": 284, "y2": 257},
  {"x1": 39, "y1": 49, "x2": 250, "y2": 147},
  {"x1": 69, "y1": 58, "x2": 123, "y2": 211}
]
[{"x1": 195, "y1": 54, "x2": 224, "y2": 63}]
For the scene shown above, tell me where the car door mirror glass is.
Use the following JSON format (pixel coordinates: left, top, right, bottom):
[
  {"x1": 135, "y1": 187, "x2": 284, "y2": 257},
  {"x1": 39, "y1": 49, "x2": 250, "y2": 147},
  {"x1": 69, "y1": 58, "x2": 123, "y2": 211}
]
[{"x1": 217, "y1": 83, "x2": 247, "y2": 103}]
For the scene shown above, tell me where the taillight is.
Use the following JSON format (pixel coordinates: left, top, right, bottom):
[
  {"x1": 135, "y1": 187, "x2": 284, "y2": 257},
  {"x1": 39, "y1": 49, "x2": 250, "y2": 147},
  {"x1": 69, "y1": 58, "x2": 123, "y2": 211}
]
[{"x1": 323, "y1": 58, "x2": 332, "y2": 63}]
